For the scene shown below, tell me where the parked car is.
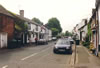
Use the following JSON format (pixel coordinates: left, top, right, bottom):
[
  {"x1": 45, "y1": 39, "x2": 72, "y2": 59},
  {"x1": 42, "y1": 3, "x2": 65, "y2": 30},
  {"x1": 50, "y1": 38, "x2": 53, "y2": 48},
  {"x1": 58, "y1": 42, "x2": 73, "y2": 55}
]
[
  {"x1": 38, "y1": 39, "x2": 48, "y2": 44},
  {"x1": 53, "y1": 38, "x2": 72, "y2": 54},
  {"x1": 52, "y1": 37, "x2": 57, "y2": 41},
  {"x1": 68, "y1": 37, "x2": 74, "y2": 44}
]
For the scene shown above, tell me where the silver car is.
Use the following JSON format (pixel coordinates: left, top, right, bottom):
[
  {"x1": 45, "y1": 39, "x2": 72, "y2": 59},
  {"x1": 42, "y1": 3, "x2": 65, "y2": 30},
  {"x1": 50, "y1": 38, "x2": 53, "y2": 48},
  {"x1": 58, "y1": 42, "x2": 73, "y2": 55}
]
[{"x1": 53, "y1": 38, "x2": 72, "y2": 54}]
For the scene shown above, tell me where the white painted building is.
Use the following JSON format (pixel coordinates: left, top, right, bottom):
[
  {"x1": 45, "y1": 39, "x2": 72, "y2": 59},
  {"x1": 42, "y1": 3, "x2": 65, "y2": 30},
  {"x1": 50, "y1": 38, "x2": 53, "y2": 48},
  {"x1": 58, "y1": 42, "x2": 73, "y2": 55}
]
[
  {"x1": 27, "y1": 22, "x2": 37, "y2": 43},
  {"x1": 78, "y1": 19, "x2": 88, "y2": 41},
  {"x1": 48, "y1": 29, "x2": 52, "y2": 41},
  {"x1": 73, "y1": 24, "x2": 80, "y2": 40}
]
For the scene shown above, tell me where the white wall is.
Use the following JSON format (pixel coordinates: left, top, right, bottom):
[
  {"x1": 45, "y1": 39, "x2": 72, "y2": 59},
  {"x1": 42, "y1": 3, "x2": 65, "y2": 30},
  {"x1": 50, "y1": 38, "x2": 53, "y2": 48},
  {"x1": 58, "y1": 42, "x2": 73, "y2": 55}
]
[
  {"x1": 48, "y1": 30, "x2": 52, "y2": 41},
  {"x1": 28, "y1": 23, "x2": 36, "y2": 32},
  {"x1": 75, "y1": 25, "x2": 80, "y2": 40},
  {"x1": 27, "y1": 23, "x2": 37, "y2": 43},
  {"x1": 38, "y1": 26, "x2": 41, "y2": 32}
]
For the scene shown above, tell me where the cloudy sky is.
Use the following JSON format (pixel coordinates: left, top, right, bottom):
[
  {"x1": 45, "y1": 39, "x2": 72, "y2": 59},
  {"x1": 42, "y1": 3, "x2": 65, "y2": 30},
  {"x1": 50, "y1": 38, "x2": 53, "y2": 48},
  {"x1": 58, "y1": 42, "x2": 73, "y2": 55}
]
[{"x1": 0, "y1": 0, "x2": 95, "y2": 32}]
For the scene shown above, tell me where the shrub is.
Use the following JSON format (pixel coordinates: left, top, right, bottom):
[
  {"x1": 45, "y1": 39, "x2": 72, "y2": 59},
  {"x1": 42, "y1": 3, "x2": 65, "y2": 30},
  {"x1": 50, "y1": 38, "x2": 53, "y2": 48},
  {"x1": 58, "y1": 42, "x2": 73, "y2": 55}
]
[{"x1": 82, "y1": 42, "x2": 90, "y2": 46}]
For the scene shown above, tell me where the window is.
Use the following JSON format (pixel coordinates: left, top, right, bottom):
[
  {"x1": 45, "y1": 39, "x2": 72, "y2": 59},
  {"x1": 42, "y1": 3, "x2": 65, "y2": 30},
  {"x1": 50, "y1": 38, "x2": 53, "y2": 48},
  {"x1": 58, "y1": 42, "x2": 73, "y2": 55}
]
[
  {"x1": 36, "y1": 25, "x2": 38, "y2": 31},
  {"x1": 41, "y1": 29, "x2": 42, "y2": 32},
  {"x1": 0, "y1": 16, "x2": 3, "y2": 29},
  {"x1": 33, "y1": 33, "x2": 34, "y2": 37},
  {"x1": 28, "y1": 23, "x2": 31, "y2": 30}
]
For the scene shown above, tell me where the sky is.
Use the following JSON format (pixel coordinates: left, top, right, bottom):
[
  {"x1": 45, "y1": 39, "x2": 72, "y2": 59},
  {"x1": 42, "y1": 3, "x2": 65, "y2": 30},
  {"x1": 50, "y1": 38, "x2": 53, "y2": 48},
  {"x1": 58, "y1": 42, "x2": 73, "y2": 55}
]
[{"x1": 0, "y1": 0, "x2": 95, "y2": 32}]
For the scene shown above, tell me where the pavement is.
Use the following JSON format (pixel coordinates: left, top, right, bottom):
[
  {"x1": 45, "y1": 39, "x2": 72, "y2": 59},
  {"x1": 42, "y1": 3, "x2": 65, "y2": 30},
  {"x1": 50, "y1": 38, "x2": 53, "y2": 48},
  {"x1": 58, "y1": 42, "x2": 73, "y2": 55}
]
[
  {"x1": 75, "y1": 45, "x2": 100, "y2": 68},
  {"x1": 98, "y1": 52, "x2": 100, "y2": 58}
]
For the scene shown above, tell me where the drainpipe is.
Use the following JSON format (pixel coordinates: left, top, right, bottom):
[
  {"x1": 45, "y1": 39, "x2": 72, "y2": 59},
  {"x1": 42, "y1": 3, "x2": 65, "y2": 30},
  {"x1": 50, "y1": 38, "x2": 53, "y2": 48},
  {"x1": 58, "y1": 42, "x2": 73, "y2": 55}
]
[
  {"x1": 95, "y1": 11, "x2": 99, "y2": 56},
  {"x1": 96, "y1": 8, "x2": 100, "y2": 56}
]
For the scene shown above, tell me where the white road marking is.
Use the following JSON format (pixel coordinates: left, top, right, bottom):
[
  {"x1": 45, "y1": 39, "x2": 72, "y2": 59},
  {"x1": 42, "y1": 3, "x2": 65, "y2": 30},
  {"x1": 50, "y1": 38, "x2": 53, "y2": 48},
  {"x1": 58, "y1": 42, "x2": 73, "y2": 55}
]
[
  {"x1": 21, "y1": 53, "x2": 38, "y2": 60},
  {"x1": 2, "y1": 65, "x2": 8, "y2": 68},
  {"x1": 41, "y1": 47, "x2": 51, "y2": 53},
  {"x1": 21, "y1": 46, "x2": 52, "y2": 61}
]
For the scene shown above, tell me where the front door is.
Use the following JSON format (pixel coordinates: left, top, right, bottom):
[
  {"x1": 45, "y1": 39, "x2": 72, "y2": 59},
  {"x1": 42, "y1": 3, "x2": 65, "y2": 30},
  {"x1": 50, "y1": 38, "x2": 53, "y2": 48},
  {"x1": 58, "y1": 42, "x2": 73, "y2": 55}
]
[{"x1": 0, "y1": 33, "x2": 7, "y2": 48}]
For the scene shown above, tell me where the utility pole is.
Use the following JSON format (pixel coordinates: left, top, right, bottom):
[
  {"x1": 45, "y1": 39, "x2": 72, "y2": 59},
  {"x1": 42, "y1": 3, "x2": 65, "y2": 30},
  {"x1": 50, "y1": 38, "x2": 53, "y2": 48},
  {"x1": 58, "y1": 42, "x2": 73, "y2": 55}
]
[{"x1": 74, "y1": 42, "x2": 76, "y2": 64}]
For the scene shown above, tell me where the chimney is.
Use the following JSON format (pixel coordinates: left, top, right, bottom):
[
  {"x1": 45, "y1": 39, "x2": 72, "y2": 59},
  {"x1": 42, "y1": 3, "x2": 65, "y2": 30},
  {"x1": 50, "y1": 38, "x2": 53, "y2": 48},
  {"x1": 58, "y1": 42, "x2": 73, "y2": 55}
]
[{"x1": 19, "y1": 10, "x2": 24, "y2": 17}]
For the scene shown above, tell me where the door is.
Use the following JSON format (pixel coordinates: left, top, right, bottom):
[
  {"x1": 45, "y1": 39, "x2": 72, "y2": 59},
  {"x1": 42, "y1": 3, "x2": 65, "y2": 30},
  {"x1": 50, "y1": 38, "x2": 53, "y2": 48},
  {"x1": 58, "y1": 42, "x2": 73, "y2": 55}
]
[
  {"x1": 94, "y1": 33, "x2": 96, "y2": 49},
  {"x1": 0, "y1": 33, "x2": 7, "y2": 48}
]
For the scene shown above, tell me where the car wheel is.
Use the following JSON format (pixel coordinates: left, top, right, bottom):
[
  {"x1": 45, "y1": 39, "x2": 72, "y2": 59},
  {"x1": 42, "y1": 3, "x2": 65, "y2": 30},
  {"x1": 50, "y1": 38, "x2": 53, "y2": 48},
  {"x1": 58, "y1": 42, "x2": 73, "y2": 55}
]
[
  {"x1": 53, "y1": 49, "x2": 58, "y2": 54},
  {"x1": 69, "y1": 50, "x2": 72, "y2": 54}
]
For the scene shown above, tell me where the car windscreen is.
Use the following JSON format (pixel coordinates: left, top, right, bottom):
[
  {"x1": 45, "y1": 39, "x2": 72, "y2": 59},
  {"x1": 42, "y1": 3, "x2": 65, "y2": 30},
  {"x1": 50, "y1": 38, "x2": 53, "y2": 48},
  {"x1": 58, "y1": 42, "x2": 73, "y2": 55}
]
[{"x1": 57, "y1": 39, "x2": 70, "y2": 45}]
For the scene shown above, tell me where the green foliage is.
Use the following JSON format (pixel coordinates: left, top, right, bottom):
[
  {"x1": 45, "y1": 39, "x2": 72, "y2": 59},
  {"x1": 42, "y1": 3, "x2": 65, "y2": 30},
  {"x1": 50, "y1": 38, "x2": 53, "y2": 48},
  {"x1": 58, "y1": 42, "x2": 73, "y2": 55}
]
[
  {"x1": 46, "y1": 17, "x2": 62, "y2": 33},
  {"x1": 51, "y1": 28, "x2": 59, "y2": 37},
  {"x1": 82, "y1": 42, "x2": 90, "y2": 48},
  {"x1": 32, "y1": 17, "x2": 43, "y2": 25},
  {"x1": 87, "y1": 24, "x2": 92, "y2": 36},
  {"x1": 65, "y1": 31, "x2": 72, "y2": 36},
  {"x1": 82, "y1": 42, "x2": 90, "y2": 46},
  {"x1": 8, "y1": 10, "x2": 28, "y2": 32},
  {"x1": 15, "y1": 20, "x2": 28, "y2": 32},
  {"x1": 82, "y1": 35, "x2": 90, "y2": 48},
  {"x1": 57, "y1": 33, "x2": 65, "y2": 38}
]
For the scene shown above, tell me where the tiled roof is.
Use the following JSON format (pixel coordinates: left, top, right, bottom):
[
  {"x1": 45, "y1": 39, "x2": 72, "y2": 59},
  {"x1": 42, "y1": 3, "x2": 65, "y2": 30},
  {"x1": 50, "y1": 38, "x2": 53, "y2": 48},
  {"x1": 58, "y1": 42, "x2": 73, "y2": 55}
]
[
  {"x1": 16, "y1": 15, "x2": 40, "y2": 26},
  {"x1": 0, "y1": 5, "x2": 13, "y2": 17},
  {"x1": 10, "y1": 13, "x2": 39, "y2": 26},
  {"x1": 0, "y1": 5, "x2": 41, "y2": 26}
]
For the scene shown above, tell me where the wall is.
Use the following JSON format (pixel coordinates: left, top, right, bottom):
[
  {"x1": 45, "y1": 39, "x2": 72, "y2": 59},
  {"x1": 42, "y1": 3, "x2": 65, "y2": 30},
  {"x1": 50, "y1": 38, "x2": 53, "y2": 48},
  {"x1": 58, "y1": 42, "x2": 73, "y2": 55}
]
[
  {"x1": 82, "y1": 25, "x2": 88, "y2": 40},
  {"x1": 98, "y1": 6, "x2": 100, "y2": 45},
  {"x1": 0, "y1": 15, "x2": 14, "y2": 41},
  {"x1": 27, "y1": 23, "x2": 36, "y2": 43},
  {"x1": 48, "y1": 30, "x2": 52, "y2": 41}
]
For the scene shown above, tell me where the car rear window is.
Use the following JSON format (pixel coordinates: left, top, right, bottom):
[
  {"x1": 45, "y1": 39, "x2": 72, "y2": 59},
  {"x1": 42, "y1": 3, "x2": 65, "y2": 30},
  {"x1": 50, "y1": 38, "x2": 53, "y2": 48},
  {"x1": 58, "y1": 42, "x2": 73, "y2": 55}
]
[{"x1": 57, "y1": 39, "x2": 70, "y2": 45}]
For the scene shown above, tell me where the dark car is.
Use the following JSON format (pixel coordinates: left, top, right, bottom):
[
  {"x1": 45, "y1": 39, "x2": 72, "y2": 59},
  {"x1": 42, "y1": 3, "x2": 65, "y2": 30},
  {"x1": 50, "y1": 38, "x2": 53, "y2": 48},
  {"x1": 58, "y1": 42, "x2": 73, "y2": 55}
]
[{"x1": 53, "y1": 38, "x2": 72, "y2": 54}]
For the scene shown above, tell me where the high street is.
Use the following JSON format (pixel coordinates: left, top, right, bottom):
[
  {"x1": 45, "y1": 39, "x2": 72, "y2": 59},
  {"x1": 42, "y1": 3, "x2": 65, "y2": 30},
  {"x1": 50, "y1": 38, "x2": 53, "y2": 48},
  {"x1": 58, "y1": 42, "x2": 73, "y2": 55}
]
[{"x1": 0, "y1": 42, "x2": 71, "y2": 68}]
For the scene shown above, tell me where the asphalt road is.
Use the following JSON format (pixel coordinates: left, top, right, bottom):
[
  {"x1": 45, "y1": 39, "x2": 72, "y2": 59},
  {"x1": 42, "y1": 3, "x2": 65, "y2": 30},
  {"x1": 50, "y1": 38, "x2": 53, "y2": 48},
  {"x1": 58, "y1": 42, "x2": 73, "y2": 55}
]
[{"x1": 0, "y1": 41, "x2": 72, "y2": 68}]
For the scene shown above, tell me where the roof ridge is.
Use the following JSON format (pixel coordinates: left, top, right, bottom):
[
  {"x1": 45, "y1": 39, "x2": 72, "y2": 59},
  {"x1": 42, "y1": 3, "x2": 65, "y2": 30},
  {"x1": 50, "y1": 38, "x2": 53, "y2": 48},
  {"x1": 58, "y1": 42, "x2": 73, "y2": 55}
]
[{"x1": 0, "y1": 4, "x2": 13, "y2": 17}]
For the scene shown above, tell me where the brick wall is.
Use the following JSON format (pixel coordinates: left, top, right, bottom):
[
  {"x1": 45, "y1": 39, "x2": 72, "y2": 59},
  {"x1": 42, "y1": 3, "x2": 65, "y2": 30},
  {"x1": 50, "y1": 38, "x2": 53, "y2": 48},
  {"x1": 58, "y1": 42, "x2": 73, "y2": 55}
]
[{"x1": 0, "y1": 15, "x2": 14, "y2": 41}]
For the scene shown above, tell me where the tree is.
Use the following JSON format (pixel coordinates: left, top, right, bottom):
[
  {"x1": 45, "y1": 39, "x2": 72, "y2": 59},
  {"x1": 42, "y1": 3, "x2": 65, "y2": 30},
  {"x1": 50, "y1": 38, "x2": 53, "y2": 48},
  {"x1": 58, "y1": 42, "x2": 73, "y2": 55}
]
[
  {"x1": 45, "y1": 17, "x2": 62, "y2": 33},
  {"x1": 51, "y1": 28, "x2": 59, "y2": 37},
  {"x1": 65, "y1": 31, "x2": 72, "y2": 36},
  {"x1": 32, "y1": 17, "x2": 43, "y2": 25}
]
